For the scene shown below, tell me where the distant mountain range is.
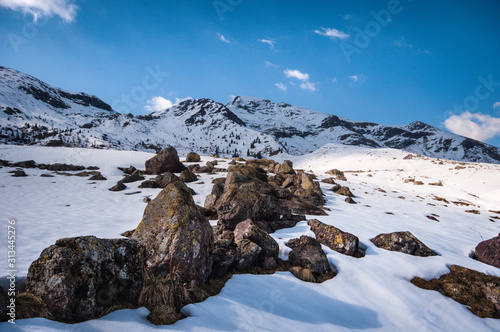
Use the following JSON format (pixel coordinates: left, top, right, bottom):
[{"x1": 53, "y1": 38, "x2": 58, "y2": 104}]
[{"x1": 1, "y1": 66, "x2": 499, "y2": 163}]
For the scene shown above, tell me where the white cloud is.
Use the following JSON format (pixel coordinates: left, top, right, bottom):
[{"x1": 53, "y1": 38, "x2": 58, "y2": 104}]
[
  {"x1": 494, "y1": 102, "x2": 500, "y2": 109},
  {"x1": 217, "y1": 33, "x2": 230, "y2": 43},
  {"x1": 284, "y1": 69, "x2": 310, "y2": 82},
  {"x1": 265, "y1": 61, "x2": 278, "y2": 68},
  {"x1": 348, "y1": 74, "x2": 367, "y2": 83},
  {"x1": 258, "y1": 39, "x2": 275, "y2": 48},
  {"x1": 144, "y1": 96, "x2": 173, "y2": 112},
  {"x1": 393, "y1": 37, "x2": 430, "y2": 55},
  {"x1": 275, "y1": 83, "x2": 287, "y2": 92},
  {"x1": 314, "y1": 27, "x2": 349, "y2": 40},
  {"x1": 0, "y1": 0, "x2": 78, "y2": 22},
  {"x1": 444, "y1": 111, "x2": 500, "y2": 142},
  {"x1": 300, "y1": 82, "x2": 317, "y2": 92}
]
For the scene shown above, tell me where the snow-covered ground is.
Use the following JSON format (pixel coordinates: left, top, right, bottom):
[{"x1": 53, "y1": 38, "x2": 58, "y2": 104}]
[{"x1": 1, "y1": 143, "x2": 499, "y2": 331}]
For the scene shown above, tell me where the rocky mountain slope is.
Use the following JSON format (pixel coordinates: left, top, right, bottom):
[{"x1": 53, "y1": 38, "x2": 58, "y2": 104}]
[{"x1": 1, "y1": 66, "x2": 499, "y2": 163}]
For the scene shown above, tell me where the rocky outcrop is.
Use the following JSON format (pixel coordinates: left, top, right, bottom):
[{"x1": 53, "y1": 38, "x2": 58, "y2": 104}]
[
  {"x1": 286, "y1": 236, "x2": 336, "y2": 283},
  {"x1": 185, "y1": 152, "x2": 201, "y2": 162},
  {"x1": 145, "y1": 146, "x2": 186, "y2": 175},
  {"x1": 475, "y1": 233, "x2": 500, "y2": 268},
  {"x1": 370, "y1": 231, "x2": 437, "y2": 257},
  {"x1": 308, "y1": 219, "x2": 365, "y2": 257},
  {"x1": 326, "y1": 169, "x2": 347, "y2": 181},
  {"x1": 412, "y1": 265, "x2": 500, "y2": 318},
  {"x1": 25, "y1": 236, "x2": 145, "y2": 323},
  {"x1": 131, "y1": 181, "x2": 213, "y2": 285}
]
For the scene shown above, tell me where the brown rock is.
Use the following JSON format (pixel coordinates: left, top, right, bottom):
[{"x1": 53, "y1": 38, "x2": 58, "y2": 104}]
[
  {"x1": 286, "y1": 235, "x2": 336, "y2": 283},
  {"x1": 145, "y1": 146, "x2": 185, "y2": 175},
  {"x1": 179, "y1": 169, "x2": 198, "y2": 183},
  {"x1": 109, "y1": 181, "x2": 126, "y2": 191},
  {"x1": 131, "y1": 181, "x2": 213, "y2": 285},
  {"x1": 25, "y1": 236, "x2": 145, "y2": 323},
  {"x1": 412, "y1": 265, "x2": 500, "y2": 318},
  {"x1": 185, "y1": 152, "x2": 201, "y2": 163},
  {"x1": 475, "y1": 233, "x2": 500, "y2": 268},
  {"x1": 308, "y1": 219, "x2": 365, "y2": 257},
  {"x1": 370, "y1": 231, "x2": 437, "y2": 256}
]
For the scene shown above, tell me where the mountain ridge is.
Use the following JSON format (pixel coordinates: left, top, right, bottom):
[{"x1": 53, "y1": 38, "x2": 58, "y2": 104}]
[{"x1": 1, "y1": 66, "x2": 499, "y2": 164}]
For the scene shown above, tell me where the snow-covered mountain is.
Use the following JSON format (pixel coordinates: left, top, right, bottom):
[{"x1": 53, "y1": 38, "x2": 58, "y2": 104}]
[{"x1": 1, "y1": 66, "x2": 500, "y2": 163}]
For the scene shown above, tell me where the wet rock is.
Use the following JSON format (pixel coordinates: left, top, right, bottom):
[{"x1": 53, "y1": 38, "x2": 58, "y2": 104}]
[
  {"x1": 370, "y1": 231, "x2": 437, "y2": 256},
  {"x1": 475, "y1": 233, "x2": 500, "y2": 269},
  {"x1": 25, "y1": 236, "x2": 145, "y2": 323},
  {"x1": 185, "y1": 152, "x2": 201, "y2": 163},
  {"x1": 145, "y1": 146, "x2": 185, "y2": 175},
  {"x1": 412, "y1": 265, "x2": 500, "y2": 318},
  {"x1": 131, "y1": 181, "x2": 213, "y2": 285},
  {"x1": 286, "y1": 236, "x2": 336, "y2": 283},
  {"x1": 179, "y1": 169, "x2": 197, "y2": 183},
  {"x1": 308, "y1": 219, "x2": 365, "y2": 257},
  {"x1": 109, "y1": 181, "x2": 126, "y2": 191}
]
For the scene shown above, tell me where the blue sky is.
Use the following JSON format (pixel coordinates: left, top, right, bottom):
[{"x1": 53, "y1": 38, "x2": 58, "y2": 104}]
[{"x1": 1, "y1": 0, "x2": 500, "y2": 147}]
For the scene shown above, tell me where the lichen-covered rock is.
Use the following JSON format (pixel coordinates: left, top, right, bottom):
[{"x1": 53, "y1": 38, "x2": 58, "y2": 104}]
[
  {"x1": 179, "y1": 169, "x2": 198, "y2": 183},
  {"x1": 185, "y1": 152, "x2": 201, "y2": 163},
  {"x1": 308, "y1": 219, "x2": 365, "y2": 257},
  {"x1": 131, "y1": 181, "x2": 213, "y2": 285},
  {"x1": 234, "y1": 219, "x2": 279, "y2": 269},
  {"x1": 25, "y1": 236, "x2": 145, "y2": 323},
  {"x1": 145, "y1": 146, "x2": 185, "y2": 175},
  {"x1": 286, "y1": 236, "x2": 336, "y2": 283},
  {"x1": 412, "y1": 265, "x2": 500, "y2": 318},
  {"x1": 226, "y1": 165, "x2": 268, "y2": 181},
  {"x1": 236, "y1": 239, "x2": 262, "y2": 272},
  {"x1": 475, "y1": 233, "x2": 500, "y2": 269},
  {"x1": 280, "y1": 160, "x2": 296, "y2": 175},
  {"x1": 370, "y1": 231, "x2": 437, "y2": 257}
]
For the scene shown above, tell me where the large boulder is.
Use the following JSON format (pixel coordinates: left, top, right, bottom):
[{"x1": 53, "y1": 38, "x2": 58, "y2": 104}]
[
  {"x1": 25, "y1": 236, "x2": 145, "y2": 323},
  {"x1": 145, "y1": 146, "x2": 185, "y2": 175},
  {"x1": 235, "y1": 239, "x2": 262, "y2": 272},
  {"x1": 308, "y1": 219, "x2": 365, "y2": 257},
  {"x1": 286, "y1": 236, "x2": 336, "y2": 283},
  {"x1": 185, "y1": 152, "x2": 201, "y2": 163},
  {"x1": 226, "y1": 165, "x2": 268, "y2": 181},
  {"x1": 370, "y1": 231, "x2": 437, "y2": 257},
  {"x1": 131, "y1": 181, "x2": 213, "y2": 285},
  {"x1": 475, "y1": 233, "x2": 500, "y2": 268},
  {"x1": 412, "y1": 265, "x2": 500, "y2": 318}
]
